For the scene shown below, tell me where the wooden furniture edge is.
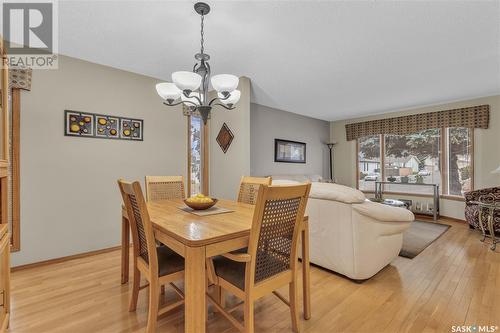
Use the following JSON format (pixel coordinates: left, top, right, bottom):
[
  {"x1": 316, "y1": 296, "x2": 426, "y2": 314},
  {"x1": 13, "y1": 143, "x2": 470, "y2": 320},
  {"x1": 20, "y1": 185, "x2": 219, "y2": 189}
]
[{"x1": 11, "y1": 245, "x2": 123, "y2": 272}]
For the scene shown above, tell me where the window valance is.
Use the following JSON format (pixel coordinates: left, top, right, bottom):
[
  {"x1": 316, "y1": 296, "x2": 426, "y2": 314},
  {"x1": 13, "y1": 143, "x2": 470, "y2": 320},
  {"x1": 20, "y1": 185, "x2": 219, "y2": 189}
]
[
  {"x1": 9, "y1": 67, "x2": 32, "y2": 90},
  {"x1": 345, "y1": 104, "x2": 489, "y2": 141},
  {"x1": 0, "y1": 67, "x2": 32, "y2": 93}
]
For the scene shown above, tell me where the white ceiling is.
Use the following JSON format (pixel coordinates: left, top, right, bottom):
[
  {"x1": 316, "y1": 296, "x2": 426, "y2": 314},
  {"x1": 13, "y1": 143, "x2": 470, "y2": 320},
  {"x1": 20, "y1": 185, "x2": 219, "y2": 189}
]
[{"x1": 58, "y1": 0, "x2": 500, "y2": 121}]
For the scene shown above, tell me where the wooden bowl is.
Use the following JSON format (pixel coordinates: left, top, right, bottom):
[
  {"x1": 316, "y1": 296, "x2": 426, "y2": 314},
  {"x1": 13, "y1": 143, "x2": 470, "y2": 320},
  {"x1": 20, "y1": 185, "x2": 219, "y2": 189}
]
[{"x1": 183, "y1": 198, "x2": 218, "y2": 210}]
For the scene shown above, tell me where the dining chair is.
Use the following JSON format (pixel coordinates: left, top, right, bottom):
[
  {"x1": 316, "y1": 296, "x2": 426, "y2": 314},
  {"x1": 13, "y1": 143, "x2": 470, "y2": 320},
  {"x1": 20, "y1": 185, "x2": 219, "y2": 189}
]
[
  {"x1": 207, "y1": 183, "x2": 311, "y2": 333},
  {"x1": 118, "y1": 179, "x2": 185, "y2": 333},
  {"x1": 145, "y1": 176, "x2": 185, "y2": 201},
  {"x1": 237, "y1": 176, "x2": 272, "y2": 205}
]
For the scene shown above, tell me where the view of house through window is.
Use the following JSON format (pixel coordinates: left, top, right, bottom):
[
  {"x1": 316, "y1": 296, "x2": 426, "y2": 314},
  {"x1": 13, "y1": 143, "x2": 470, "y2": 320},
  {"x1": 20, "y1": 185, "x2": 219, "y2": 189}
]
[
  {"x1": 189, "y1": 115, "x2": 202, "y2": 196},
  {"x1": 384, "y1": 129, "x2": 441, "y2": 195},
  {"x1": 357, "y1": 128, "x2": 472, "y2": 197}
]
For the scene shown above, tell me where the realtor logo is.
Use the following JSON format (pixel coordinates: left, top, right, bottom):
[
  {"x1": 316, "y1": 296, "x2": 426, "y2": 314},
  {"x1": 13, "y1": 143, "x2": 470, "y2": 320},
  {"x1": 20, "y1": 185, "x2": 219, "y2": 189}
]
[{"x1": 2, "y1": 1, "x2": 58, "y2": 68}]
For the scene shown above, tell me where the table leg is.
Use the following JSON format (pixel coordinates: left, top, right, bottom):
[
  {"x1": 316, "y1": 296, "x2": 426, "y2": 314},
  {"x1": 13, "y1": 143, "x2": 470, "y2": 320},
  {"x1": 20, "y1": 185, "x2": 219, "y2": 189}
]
[
  {"x1": 185, "y1": 246, "x2": 207, "y2": 333},
  {"x1": 301, "y1": 222, "x2": 311, "y2": 320},
  {"x1": 121, "y1": 216, "x2": 130, "y2": 284}
]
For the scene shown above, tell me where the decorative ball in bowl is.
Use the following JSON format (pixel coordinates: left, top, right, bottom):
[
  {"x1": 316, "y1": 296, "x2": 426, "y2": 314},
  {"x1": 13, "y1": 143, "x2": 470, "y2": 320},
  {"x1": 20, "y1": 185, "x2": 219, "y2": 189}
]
[{"x1": 184, "y1": 194, "x2": 218, "y2": 210}]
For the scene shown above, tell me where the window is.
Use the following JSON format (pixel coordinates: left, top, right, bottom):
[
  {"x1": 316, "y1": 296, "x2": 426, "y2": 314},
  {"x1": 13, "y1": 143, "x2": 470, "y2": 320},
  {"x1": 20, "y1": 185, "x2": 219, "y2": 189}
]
[
  {"x1": 357, "y1": 135, "x2": 381, "y2": 191},
  {"x1": 187, "y1": 114, "x2": 208, "y2": 196},
  {"x1": 356, "y1": 128, "x2": 473, "y2": 197},
  {"x1": 188, "y1": 115, "x2": 203, "y2": 196}
]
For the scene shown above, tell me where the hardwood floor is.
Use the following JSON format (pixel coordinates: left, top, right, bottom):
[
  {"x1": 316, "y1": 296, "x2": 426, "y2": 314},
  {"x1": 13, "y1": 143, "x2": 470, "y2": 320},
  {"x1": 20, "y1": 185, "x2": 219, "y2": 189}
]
[{"x1": 9, "y1": 219, "x2": 500, "y2": 332}]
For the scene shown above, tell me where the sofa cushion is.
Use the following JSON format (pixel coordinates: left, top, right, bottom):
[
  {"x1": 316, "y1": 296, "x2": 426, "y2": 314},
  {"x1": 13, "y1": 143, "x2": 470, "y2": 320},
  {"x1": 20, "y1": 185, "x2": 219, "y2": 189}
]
[
  {"x1": 309, "y1": 182, "x2": 366, "y2": 204},
  {"x1": 352, "y1": 200, "x2": 414, "y2": 222}
]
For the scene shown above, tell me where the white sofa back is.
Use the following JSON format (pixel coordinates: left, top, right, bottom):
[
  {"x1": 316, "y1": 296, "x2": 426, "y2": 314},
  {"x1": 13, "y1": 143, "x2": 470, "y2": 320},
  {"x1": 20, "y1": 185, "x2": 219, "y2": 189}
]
[{"x1": 271, "y1": 174, "x2": 323, "y2": 183}]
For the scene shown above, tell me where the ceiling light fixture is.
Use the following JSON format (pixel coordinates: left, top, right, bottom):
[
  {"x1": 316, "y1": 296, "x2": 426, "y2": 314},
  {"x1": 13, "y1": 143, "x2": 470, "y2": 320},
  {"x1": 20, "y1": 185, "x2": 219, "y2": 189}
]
[{"x1": 156, "y1": 2, "x2": 240, "y2": 124}]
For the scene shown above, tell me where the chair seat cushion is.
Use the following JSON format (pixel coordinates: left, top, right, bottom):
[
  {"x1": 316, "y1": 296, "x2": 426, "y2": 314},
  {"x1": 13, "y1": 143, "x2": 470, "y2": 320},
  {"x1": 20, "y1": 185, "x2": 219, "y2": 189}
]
[
  {"x1": 213, "y1": 254, "x2": 246, "y2": 290},
  {"x1": 157, "y1": 245, "x2": 184, "y2": 277},
  {"x1": 212, "y1": 247, "x2": 291, "y2": 290},
  {"x1": 212, "y1": 247, "x2": 248, "y2": 290}
]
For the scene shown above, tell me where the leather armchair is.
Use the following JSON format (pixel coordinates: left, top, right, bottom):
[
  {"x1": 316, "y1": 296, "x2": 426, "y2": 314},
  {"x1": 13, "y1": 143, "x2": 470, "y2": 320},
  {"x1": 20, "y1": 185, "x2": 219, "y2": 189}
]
[{"x1": 465, "y1": 187, "x2": 500, "y2": 233}]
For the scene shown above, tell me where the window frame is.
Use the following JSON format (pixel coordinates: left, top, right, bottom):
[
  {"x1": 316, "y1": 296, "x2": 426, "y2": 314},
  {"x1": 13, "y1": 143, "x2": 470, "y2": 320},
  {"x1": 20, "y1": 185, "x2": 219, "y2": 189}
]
[
  {"x1": 356, "y1": 127, "x2": 474, "y2": 201},
  {"x1": 11, "y1": 89, "x2": 20, "y2": 251}
]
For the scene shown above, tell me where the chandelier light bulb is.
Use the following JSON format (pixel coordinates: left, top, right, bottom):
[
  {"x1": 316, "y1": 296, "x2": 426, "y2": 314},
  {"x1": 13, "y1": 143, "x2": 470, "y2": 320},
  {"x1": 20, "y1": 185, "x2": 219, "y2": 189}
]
[
  {"x1": 211, "y1": 74, "x2": 239, "y2": 94},
  {"x1": 172, "y1": 71, "x2": 202, "y2": 92},
  {"x1": 156, "y1": 82, "x2": 182, "y2": 104},
  {"x1": 218, "y1": 89, "x2": 241, "y2": 107}
]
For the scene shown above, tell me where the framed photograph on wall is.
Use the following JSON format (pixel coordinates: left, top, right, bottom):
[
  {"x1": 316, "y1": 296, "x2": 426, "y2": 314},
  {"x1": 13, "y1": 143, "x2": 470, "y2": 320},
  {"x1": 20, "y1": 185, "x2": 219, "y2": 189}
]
[{"x1": 274, "y1": 139, "x2": 306, "y2": 163}]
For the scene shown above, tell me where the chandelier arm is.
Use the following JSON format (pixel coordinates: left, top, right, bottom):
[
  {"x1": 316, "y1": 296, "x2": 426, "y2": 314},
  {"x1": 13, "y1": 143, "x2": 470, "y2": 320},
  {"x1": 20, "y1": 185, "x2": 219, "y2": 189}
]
[
  {"x1": 163, "y1": 101, "x2": 199, "y2": 108},
  {"x1": 212, "y1": 103, "x2": 235, "y2": 110},
  {"x1": 182, "y1": 90, "x2": 204, "y2": 105},
  {"x1": 208, "y1": 95, "x2": 230, "y2": 106}
]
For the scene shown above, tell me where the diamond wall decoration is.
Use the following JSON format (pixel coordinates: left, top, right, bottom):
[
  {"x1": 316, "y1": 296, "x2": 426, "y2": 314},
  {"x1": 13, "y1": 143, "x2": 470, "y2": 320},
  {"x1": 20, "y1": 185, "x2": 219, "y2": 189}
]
[{"x1": 216, "y1": 122, "x2": 234, "y2": 153}]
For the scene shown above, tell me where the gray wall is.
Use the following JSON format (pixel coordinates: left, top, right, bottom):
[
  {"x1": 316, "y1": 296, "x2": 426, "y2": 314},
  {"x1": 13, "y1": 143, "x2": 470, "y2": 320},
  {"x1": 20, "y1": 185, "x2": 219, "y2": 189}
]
[
  {"x1": 250, "y1": 103, "x2": 330, "y2": 178},
  {"x1": 13, "y1": 56, "x2": 189, "y2": 266}
]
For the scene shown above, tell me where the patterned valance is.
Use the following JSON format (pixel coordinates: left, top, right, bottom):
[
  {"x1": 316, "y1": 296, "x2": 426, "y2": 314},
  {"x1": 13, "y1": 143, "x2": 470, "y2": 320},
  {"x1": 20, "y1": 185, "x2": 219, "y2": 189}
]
[
  {"x1": 345, "y1": 104, "x2": 489, "y2": 141},
  {"x1": 9, "y1": 67, "x2": 32, "y2": 90}
]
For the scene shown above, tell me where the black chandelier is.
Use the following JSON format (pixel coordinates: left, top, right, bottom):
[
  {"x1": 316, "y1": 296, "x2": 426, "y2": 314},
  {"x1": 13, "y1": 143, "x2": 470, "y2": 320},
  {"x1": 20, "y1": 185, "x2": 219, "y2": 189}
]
[{"x1": 156, "y1": 2, "x2": 240, "y2": 124}]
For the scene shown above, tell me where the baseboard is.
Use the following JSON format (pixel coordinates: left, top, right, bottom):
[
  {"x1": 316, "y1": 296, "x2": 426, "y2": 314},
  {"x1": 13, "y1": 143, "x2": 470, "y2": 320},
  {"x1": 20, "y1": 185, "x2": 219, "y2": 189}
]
[{"x1": 11, "y1": 245, "x2": 123, "y2": 272}]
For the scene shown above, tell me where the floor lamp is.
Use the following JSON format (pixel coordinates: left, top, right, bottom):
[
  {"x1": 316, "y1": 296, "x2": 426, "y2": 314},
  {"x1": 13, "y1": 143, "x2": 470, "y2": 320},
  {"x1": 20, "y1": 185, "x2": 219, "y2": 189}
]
[{"x1": 326, "y1": 142, "x2": 336, "y2": 182}]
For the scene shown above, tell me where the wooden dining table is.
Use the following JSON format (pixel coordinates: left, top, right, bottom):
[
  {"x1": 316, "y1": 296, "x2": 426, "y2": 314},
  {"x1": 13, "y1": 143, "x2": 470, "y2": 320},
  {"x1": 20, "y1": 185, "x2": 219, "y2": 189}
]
[{"x1": 120, "y1": 198, "x2": 311, "y2": 333}]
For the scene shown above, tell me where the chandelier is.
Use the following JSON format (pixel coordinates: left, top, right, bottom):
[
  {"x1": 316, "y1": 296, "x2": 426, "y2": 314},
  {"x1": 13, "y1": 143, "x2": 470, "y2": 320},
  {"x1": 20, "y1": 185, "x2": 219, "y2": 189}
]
[{"x1": 155, "y1": 2, "x2": 240, "y2": 124}]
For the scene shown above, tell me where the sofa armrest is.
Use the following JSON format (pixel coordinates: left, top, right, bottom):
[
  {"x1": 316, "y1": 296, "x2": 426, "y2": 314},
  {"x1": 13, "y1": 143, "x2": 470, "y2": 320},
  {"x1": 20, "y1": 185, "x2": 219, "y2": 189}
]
[
  {"x1": 465, "y1": 187, "x2": 500, "y2": 205},
  {"x1": 465, "y1": 189, "x2": 482, "y2": 204},
  {"x1": 352, "y1": 201, "x2": 414, "y2": 222}
]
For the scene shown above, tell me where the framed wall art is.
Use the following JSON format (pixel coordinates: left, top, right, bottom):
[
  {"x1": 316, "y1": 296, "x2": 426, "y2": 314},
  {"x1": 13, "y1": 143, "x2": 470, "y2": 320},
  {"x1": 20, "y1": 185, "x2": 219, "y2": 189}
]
[
  {"x1": 274, "y1": 139, "x2": 306, "y2": 163},
  {"x1": 64, "y1": 110, "x2": 143, "y2": 141}
]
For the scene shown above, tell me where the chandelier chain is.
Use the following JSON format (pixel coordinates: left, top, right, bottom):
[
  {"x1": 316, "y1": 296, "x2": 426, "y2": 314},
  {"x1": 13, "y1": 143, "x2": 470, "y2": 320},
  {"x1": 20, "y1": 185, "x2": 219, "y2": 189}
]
[{"x1": 200, "y1": 14, "x2": 205, "y2": 54}]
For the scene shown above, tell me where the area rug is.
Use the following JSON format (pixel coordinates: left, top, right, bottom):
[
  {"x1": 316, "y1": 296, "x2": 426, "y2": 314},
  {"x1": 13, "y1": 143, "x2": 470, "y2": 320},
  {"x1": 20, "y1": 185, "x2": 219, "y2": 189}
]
[{"x1": 399, "y1": 220, "x2": 451, "y2": 259}]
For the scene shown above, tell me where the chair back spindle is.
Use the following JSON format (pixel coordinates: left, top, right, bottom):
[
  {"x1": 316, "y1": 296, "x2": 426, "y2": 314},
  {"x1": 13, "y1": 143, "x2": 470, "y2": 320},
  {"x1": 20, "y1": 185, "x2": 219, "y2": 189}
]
[
  {"x1": 238, "y1": 176, "x2": 272, "y2": 205},
  {"x1": 145, "y1": 176, "x2": 185, "y2": 201}
]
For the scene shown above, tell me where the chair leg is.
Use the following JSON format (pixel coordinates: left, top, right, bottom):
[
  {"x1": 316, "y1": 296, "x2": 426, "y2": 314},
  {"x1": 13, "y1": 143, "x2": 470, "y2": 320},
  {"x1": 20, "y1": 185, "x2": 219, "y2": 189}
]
[
  {"x1": 146, "y1": 280, "x2": 160, "y2": 333},
  {"x1": 213, "y1": 285, "x2": 225, "y2": 308},
  {"x1": 129, "y1": 266, "x2": 140, "y2": 312},
  {"x1": 244, "y1": 297, "x2": 254, "y2": 333},
  {"x1": 289, "y1": 281, "x2": 300, "y2": 333},
  {"x1": 219, "y1": 287, "x2": 225, "y2": 309}
]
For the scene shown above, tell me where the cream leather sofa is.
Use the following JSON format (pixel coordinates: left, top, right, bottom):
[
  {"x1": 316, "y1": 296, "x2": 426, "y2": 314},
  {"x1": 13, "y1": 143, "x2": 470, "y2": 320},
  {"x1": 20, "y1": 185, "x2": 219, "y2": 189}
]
[{"x1": 272, "y1": 179, "x2": 414, "y2": 280}]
